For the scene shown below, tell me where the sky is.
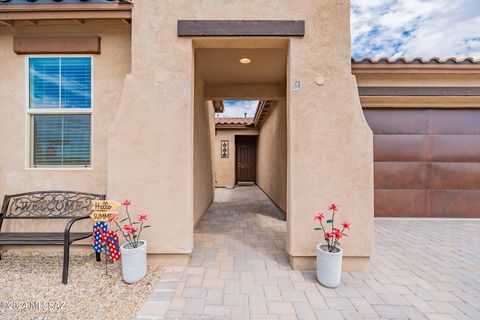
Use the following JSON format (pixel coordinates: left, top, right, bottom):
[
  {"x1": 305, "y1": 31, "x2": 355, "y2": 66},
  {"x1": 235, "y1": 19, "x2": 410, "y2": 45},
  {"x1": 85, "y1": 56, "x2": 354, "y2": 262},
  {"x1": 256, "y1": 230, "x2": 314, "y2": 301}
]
[
  {"x1": 351, "y1": 0, "x2": 480, "y2": 59},
  {"x1": 216, "y1": 100, "x2": 259, "y2": 118},
  {"x1": 221, "y1": 1, "x2": 480, "y2": 117}
]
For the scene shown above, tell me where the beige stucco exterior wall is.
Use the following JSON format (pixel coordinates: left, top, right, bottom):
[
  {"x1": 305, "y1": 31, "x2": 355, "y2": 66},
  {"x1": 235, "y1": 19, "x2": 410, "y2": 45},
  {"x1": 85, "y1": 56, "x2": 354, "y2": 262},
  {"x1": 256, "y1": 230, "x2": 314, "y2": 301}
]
[
  {"x1": 0, "y1": 24, "x2": 131, "y2": 233},
  {"x1": 106, "y1": 0, "x2": 373, "y2": 268},
  {"x1": 257, "y1": 100, "x2": 287, "y2": 212},
  {"x1": 193, "y1": 75, "x2": 215, "y2": 226},
  {"x1": 286, "y1": 1, "x2": 373, "y2": 269},
  {"x1": 213, "y1": 128, "x2": 258, "y2": 188}
]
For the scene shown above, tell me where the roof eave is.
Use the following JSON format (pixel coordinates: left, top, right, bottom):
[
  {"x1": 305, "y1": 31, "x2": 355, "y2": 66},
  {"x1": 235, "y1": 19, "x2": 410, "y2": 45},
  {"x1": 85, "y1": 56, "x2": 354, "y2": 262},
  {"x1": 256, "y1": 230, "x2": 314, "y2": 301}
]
[
  {"x1": 0, "y1": 3, "x2": 132, "y2": 22},
  {"x1": 215, "y1": 124, "x2": 255, "y2": 129}
]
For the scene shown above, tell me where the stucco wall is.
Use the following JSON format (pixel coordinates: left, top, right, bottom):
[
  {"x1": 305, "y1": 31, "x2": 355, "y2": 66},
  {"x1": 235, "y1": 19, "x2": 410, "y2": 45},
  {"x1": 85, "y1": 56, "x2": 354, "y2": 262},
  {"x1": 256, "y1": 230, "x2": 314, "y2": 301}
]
[
  {"x1": 213, "y1": 129, "x2": 259, "y2": 187},
  {"x1": 107, "y1": 0, "x2": 373, "y2": 267},
  {"x1": 193, "y1": 75, "x2": 215, "y2": 226},
  {"x1": 257, "y1": 100, "x2": 287, "y2": 212},
  {"x1": 286, "y1": 1, "x2": 373, "y2": 267},
  {"x1": 0, "y1": 24, "x2": 131, "y2": 233}
]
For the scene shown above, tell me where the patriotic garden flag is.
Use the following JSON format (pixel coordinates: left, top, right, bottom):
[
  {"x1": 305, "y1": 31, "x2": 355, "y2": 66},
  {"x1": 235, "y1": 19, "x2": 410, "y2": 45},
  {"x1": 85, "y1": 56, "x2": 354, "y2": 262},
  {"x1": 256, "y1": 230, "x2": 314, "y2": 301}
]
[
  {"x1": 92, "y1": 221, "x2": 108, "y2": 253},
  {"x1": 106, "y1": 230, "x2": 121, "y2": 262},
  {"x1": 92, "y1": 221, "x2": 121, "y2": 262}
]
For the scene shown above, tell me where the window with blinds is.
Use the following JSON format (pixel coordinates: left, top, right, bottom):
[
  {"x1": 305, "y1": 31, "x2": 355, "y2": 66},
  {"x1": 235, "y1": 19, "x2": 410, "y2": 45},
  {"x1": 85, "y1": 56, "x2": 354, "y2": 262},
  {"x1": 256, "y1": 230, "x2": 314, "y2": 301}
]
[{"x1": 28, "y1": 57, "x2": 92, "y2": 168}]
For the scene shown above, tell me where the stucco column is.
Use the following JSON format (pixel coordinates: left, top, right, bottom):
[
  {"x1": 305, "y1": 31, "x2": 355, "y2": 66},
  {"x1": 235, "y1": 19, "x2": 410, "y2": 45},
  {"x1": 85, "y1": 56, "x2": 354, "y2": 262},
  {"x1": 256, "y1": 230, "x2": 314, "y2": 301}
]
[
  {"x1": 107, "y1": 1, "x2": 194, "y2": 262},
  {"x1": 287, "y1": 2, "x2": 374, "y2": 269}
]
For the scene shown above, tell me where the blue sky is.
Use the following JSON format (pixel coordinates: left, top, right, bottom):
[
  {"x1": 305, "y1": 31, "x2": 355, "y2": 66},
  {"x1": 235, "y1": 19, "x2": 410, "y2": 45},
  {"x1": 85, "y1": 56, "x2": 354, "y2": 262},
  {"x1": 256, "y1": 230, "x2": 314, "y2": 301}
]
[
  {"x1": 351, "y1": 0, "x2": 480, "y2": 59},
  {"x1": 221, "y1": 1, "x2": 480, "y2": 117},
  {"x1": 217, "y1": 100, "x2": 258, "y2": 118}
]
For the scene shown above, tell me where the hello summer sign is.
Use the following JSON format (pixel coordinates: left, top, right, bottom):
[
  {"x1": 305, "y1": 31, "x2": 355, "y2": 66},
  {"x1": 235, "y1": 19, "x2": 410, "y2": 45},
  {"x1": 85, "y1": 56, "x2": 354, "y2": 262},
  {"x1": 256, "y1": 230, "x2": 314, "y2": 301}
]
[
  {"x1": 90, "y1": 200, "x2": 121, "y2": 221},
  {"x1": 90, "y1": 200, "x2": 122, "y2": 273}
]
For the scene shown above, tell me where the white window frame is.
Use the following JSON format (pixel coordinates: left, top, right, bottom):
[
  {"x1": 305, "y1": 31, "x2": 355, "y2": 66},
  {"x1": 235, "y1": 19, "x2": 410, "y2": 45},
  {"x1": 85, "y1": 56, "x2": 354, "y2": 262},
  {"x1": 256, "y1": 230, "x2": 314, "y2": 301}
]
[{"x1": 25, "y1": 55, "x2": 94, "y2": 170}]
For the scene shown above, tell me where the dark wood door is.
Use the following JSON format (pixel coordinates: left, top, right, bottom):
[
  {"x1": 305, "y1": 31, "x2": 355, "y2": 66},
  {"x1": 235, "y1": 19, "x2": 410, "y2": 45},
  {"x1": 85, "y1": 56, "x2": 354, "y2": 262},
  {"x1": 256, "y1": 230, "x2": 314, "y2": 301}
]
[
  {"x1": 364, "y1": 108, "x2": 480, "y2": 218},
  {"x1": 236, "y1": 136, "x2": 257, "y2": 183}
]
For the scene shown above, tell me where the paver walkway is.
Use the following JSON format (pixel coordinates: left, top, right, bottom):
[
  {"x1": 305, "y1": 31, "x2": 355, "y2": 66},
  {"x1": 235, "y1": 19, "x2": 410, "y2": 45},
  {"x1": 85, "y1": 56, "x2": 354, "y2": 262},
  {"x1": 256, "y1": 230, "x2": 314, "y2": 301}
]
[{"x1": 137, "y1": 186, "x2": 480, "y2": 320}]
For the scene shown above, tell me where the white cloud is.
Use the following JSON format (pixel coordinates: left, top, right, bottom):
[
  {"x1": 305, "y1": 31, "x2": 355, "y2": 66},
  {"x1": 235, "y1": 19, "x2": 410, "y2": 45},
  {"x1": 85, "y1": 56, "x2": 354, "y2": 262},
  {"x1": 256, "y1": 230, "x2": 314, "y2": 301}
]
[
  {"x1": 351, "y1": 0, "x2": 480, "y2": 59},
  {"x1": 216, "y1": 100, "x2": 259, "y2": 118}
]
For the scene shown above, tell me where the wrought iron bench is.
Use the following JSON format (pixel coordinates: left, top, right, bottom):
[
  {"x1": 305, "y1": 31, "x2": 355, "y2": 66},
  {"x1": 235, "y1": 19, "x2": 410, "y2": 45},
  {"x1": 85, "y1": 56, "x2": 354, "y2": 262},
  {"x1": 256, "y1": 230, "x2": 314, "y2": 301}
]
[{"x1": 0, "y1": 191, "x2": 105, "y2": 284}]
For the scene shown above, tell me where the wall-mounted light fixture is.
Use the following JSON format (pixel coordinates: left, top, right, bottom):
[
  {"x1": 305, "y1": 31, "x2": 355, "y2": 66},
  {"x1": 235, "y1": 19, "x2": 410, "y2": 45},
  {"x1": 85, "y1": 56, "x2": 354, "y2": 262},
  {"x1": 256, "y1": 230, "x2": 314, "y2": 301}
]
[{"x1": 239, "y1": 58, "x2": 251, "y2": 64}]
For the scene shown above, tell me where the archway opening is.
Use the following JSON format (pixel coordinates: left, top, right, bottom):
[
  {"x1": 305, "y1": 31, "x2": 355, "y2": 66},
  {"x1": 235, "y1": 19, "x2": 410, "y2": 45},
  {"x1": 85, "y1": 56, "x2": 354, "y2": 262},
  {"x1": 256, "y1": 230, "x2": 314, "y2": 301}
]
[{"x1": 192, "y1": 40, "x2": 289, "y2": 264}]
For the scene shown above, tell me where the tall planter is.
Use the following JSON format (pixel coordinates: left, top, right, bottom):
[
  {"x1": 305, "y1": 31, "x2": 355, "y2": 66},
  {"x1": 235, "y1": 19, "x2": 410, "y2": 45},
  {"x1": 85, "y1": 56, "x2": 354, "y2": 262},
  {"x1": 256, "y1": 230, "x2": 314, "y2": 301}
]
[
  {"x1": 316, "y1": 244, "x2": 342, "y2": 288},
  {"x1": 120, "y1": 240, "x2": 147, "y2": 283}
]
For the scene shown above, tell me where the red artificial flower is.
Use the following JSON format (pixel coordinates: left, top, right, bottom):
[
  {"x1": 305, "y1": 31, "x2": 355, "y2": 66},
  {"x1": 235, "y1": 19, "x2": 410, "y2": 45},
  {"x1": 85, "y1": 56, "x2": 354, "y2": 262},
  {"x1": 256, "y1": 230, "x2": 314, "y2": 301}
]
[
  {"x1": 341, "y1": 220, "x2": 351, "y2": 230},
  {"x1": 325, "y1": 232, "x2": 333, "y2": 239},
  {"x1": 314, "y1": 213, "x2": 325, "y2": 221},
  {"x1": 328, "y1": 203, "x2": 338, "y2": 212},
  {"x1": 123, "y1": 224, "x2": 137, "y2": 235},
  {"x1": 122, "y1": 199, "x2": 131, "y2": 206},
  {"x1": 333, "y1": 229, "x2": 342, "y2": 239},
  {"x1": 138, "y1": 213, "x2": 149, "y2": 222},
  {"x1": 108, "y1": 213, "x2": 119, "y2": 222}
]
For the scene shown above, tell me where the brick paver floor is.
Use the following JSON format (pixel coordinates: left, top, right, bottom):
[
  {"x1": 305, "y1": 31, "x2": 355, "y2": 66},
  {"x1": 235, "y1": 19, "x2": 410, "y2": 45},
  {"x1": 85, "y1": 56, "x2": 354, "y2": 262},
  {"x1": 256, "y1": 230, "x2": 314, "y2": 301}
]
[{"x1": 137, "y1": 186, "x2": 480, "y2": 320}]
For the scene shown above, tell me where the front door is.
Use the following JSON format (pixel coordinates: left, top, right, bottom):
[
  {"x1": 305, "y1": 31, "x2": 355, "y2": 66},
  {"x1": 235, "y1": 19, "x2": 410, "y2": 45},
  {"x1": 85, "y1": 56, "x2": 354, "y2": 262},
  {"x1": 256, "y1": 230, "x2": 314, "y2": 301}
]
[{"x1": 235, "y1": 136, "x2": 257, "y2": 183}]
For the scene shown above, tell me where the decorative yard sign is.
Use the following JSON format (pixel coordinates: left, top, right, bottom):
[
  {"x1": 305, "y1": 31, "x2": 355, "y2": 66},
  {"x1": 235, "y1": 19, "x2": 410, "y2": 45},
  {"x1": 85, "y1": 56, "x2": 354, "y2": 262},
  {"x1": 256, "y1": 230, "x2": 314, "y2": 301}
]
[
  {"x1": 90, "y1": 211, "x2": 118, "y2": 222},
  {"x1": 90, "y1": 200, "x2": 122, "y2": 276},
  {"x1": 91, "y1": 200, "x2": 121, "y2": 211},
  {"x1": 90, "y1": 200, "x2": 121, "y2": 222}
]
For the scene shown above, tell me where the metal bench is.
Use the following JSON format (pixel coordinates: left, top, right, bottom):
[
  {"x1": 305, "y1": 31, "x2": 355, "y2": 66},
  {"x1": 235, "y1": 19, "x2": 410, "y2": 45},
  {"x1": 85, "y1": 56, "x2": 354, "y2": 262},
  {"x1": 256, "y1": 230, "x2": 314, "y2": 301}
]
[{"x1": 0, "y1": 191, "x2": 105, "y2": 284}]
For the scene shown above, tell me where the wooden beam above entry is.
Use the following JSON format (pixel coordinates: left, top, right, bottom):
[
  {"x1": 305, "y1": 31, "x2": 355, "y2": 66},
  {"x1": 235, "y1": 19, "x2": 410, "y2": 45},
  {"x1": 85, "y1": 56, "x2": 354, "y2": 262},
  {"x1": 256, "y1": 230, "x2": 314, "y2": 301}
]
[{"x1": 178, "y1": 20, "x2": 305, "y2": 37}]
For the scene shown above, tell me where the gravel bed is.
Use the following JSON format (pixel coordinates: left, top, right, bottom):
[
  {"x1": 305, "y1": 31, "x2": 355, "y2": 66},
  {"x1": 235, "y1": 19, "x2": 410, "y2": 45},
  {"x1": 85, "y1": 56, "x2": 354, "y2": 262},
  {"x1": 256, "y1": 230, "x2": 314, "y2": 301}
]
[{"x1": 0, "y1": 249, "x2": 162, "y2": 320}]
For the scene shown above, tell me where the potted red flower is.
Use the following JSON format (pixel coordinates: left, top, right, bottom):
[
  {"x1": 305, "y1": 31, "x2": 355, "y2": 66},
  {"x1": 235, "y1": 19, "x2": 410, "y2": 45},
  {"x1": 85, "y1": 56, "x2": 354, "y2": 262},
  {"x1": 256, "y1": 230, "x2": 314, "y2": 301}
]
[
  {"x1": 313, "y1": 203, "x2": 351, "y2": 288},
  {"x1": 109, "y1": 199, "x2": 151, "y2": 283}
]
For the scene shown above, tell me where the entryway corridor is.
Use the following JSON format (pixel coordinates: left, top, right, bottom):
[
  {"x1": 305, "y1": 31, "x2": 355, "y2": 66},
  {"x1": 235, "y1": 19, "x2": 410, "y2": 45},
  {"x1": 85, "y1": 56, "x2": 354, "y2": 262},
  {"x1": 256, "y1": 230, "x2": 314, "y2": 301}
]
[
  {"x1": 137, "y1": 186, "x2": 480, "y2": 319},
  {"x1": 168, "y1": 186, "x2": 302, "y2": 319},
  {"x1": 193, "y1": 185, "x2": 288, "y2": 271}
]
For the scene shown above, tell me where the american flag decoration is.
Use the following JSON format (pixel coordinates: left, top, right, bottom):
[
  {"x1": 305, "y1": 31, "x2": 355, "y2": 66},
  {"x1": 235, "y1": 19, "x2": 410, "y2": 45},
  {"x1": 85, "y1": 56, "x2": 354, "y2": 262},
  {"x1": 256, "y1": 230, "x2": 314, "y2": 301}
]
[
  {"x1": 105, "y1": 230, "x2": 121, "y2": 262},
  {"x1": 92, "y1": 221, "x2": 108, "y2": 253}
]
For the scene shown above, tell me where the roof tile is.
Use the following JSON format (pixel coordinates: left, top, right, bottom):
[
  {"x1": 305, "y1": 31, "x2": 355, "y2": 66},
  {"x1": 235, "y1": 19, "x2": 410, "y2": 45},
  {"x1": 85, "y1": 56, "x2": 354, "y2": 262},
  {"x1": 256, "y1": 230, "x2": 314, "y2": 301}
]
[
  {"x1": 215, "y1": 117, "x2": 254, "y2": 125},
  {"x1": 352, "y1": 57, "x2": 480, "y2": 65}
]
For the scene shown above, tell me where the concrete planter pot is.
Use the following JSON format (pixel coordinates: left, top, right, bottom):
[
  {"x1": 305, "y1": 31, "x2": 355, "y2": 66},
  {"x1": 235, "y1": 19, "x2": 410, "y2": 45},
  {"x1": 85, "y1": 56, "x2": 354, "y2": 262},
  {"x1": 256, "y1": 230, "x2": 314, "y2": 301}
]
[
  {"x1": 120, "y1": 240, "x2": 147, "y2": 284},
  {"x1": 316, "y1": 244, "x2": 342, "y2": 288}
]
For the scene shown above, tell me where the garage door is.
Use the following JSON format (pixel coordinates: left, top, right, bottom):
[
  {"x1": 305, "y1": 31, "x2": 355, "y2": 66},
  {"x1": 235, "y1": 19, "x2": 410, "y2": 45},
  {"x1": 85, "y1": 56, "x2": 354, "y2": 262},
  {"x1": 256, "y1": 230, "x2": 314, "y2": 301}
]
[{"x1": 364, "y1": 108, "x2": 480, "y2": 217}]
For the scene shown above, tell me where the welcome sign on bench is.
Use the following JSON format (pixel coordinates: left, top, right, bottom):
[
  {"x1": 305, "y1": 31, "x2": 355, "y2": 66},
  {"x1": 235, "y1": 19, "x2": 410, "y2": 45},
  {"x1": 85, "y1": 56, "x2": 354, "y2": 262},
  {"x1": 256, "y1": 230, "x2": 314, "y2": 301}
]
[{"x1": 4, "y1": 192, "x2": 99, "y2": 218}]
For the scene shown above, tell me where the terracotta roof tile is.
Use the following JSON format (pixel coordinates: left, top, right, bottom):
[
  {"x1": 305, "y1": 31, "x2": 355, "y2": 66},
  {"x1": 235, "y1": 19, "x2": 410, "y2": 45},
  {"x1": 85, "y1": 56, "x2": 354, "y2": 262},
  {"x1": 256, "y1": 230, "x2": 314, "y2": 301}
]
[
  {"x1": 215, "y1": 117, "x2": 254, "y2": 125},
  {"x1": 352, "y1": 57, "x2": 480, "y2": 65}
]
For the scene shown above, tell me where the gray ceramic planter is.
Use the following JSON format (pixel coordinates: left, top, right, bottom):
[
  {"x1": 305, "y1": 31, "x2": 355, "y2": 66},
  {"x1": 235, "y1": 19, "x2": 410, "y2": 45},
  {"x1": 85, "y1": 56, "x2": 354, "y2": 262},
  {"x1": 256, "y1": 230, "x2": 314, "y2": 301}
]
[{"x1": 316, "y1": 244, "x2": 343, "y2": 288}]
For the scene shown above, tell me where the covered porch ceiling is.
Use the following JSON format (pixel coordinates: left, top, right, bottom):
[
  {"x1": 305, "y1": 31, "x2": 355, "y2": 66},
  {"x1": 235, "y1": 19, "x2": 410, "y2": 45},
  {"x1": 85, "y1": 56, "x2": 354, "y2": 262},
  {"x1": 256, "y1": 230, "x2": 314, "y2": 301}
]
[
  {"x1": 196, "y1": 46, "x2": 288, "y2": 102},
  {"x1": 196, "y1": 48, "x2": 287, "y2": 85}
]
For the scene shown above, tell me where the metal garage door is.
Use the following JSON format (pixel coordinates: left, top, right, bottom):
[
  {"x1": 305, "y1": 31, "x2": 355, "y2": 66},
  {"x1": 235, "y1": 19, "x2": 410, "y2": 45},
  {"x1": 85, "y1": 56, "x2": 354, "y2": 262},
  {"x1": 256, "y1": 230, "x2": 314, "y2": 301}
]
[{"x1": 364, "y1": 109, "x2": 480, "y2": 217}]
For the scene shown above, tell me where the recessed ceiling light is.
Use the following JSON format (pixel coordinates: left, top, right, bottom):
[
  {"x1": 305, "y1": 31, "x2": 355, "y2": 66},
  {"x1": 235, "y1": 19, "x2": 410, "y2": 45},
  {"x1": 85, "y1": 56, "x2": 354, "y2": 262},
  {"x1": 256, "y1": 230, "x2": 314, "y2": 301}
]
[{"x1": 239, "y1": 58, "x2": 251, "y2": 64}]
